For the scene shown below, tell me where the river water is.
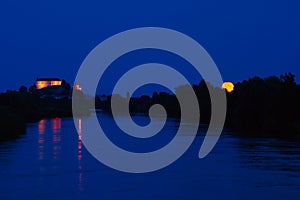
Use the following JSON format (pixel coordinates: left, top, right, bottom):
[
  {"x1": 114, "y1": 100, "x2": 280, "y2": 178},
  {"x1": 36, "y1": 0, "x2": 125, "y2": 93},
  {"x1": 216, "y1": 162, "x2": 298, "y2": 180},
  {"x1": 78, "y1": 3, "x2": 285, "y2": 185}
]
[{"x1": 0, "y1": 113, "x2": 300, "y2": 199}]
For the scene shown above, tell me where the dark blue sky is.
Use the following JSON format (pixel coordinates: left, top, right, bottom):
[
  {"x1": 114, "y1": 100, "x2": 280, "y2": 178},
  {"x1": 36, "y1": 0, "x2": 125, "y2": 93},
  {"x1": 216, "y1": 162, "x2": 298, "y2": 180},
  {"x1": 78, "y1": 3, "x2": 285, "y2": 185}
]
[{"x1": 1, "y1": 0, "x2": 300, "y2": 93}]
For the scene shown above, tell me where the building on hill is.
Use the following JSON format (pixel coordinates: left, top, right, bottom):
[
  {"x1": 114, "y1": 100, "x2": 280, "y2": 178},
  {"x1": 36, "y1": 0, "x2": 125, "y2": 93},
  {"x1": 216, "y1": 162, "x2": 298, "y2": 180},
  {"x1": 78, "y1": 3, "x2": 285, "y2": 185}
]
[
  {"x1": 36, "y1": 78, "x2": 62, "y2": 89},
  {"x1": 31, "y1": 78, "x2": 83, "y2": 100}
]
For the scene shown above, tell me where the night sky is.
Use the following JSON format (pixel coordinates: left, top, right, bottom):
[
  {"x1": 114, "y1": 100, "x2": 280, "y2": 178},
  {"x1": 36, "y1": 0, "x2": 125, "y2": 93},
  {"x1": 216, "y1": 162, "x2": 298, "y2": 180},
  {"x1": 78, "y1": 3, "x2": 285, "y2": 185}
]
[{"x1": 1, "y1": 0, "x2": 300, "y2": 93}]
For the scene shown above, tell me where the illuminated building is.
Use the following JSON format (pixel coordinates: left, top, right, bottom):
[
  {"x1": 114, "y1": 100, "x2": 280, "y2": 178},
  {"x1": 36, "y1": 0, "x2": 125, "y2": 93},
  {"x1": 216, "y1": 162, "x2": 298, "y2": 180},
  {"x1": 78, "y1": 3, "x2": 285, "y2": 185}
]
[{"x1": 36, "y1": 78, "x2": 62, "y2": 89}]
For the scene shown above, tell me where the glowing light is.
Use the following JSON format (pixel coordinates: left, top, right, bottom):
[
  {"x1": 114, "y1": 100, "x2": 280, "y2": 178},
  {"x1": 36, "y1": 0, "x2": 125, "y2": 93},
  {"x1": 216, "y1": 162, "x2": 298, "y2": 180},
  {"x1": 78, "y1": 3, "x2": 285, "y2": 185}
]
[
  {"x1": 52, "y1": 118, "x2": 62, "y2": 134},
  {"x1": 36, "y1": 81, "x2": 48, "y2": 89},
  {"x1": 78, "y1": 118, "x2": 82, "y2": 134},
  {"x1": 77, "y1": 118, "x2": 82, "y2": 140},
  {"x1": 77, "y1": 118, "x2": 83, "y2": 162},
  {"x1": 38, "y1": 119, "x2": 46, "y2": 134},
  {"x1": 50, "y1": 81, "x2": 62, "y2": 86},
  {"x1": 38, "y1": 119, "x2": 46, "y2": 160},
  {"x1": 222, "y1": 82, "x2": 234, "y2": 93},
  {"x1": 78, "y1": 140, "x2": 82, "y2": 161},
  {"x1": 52, "y1": 118, "x2": 62, "y2": 160},
  {"x1": 74, "y1": 82, "x2": 82, "y2": 91},
  {"x1": 36, "y1": 79, "x2": 62, "y2": 89}
]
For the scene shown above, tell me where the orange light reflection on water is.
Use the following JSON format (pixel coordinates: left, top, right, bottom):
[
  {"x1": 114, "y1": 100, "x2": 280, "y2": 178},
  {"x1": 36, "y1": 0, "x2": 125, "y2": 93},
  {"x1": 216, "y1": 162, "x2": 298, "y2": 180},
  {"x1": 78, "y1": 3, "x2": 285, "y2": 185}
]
[
  {"x1": 38, "y1": 119, "x2": 46, "y2": 134},
  {"x1": 38, "y1": 119, "x2": 46, "y2": 160},
  {"x1": 37, "y1": 118, "x2": 63, "y2": 161},
  {"x1": 76, "y1": 118, "x2": 84, "y2": 191},
  {"x1": 52, "y1": 118, "x2": 61, "y2": 134},
  {"x1": 38, "y1": 118, "x2": 84, "y2": 191},
  {"x1": 77, "y1": 118, "x2": 83, "y2": 161},
  {"x1": 52, "y1": 118, "x2": 61, "y2": 160}
]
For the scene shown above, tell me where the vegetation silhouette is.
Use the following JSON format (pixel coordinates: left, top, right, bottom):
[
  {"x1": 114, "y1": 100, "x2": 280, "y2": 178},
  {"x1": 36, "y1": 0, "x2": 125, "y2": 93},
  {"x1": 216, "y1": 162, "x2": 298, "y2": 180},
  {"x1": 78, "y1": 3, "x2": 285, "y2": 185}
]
[
  {"x1": 98, "y1": 72, "x2": 300, "y2": 140},
  {"x1": 0, "y1": 80, "x2": 91, "y2": 140},
  {"x1": 226, "y1": 72, "x2": 300, "y2": 139},
  {"x1": 0, "y1": 73, "x2": 299, "y2": 140}
]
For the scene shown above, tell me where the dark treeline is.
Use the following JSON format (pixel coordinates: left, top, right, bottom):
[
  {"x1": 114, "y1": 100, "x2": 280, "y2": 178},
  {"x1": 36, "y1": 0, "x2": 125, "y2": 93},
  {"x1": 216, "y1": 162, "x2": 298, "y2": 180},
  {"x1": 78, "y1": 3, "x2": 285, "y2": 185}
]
[
  {"x1": 0, "y1": 81, "x2": 91, "y2": 140},
  {"x1": 98, "y1": 72, "x2": 300, "y2": 140},
  {"x1": 1, "y1": 73, "x2": 299, "y2": 140},
  {"x1": 96, "y1": 80, "x2": 215, "y2": 124},
  {"x1": 226, "y1": 73, "x2": 300, "y2": 139}
]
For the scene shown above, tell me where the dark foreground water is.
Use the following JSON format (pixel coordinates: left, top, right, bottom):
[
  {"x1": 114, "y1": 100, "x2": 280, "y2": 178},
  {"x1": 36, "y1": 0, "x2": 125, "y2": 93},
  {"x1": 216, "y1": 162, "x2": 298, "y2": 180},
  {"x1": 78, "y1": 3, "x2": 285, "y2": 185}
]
[{"x1": 1, "y1": 113, "x2": 300, "y2": 199}]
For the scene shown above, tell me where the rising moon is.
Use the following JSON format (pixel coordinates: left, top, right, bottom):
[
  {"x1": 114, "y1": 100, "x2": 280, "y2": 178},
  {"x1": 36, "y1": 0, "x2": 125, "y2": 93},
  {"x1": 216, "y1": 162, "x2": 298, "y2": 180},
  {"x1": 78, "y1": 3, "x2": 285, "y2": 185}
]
[{"x1": 222, "y1": 82, "x2": 234, "y2": 93}]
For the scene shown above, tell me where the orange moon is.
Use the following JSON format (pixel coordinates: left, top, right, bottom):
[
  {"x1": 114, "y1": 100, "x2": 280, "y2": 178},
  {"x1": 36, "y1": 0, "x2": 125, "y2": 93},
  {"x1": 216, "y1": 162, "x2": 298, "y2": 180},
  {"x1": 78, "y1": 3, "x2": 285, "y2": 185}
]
[{"x1": 222, "y1": 82, "x2": 234, "y2": 93}]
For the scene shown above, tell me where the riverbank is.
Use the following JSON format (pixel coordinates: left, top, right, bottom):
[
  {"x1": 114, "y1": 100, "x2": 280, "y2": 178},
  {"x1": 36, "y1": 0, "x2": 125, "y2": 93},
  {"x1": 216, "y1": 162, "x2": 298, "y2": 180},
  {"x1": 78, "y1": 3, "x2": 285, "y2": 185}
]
[
  {"x1": 97, "y1": 73, "x2": 300, "y2": 140},
  {"x1": 1, "y1": 73, "x2": 299, "y2": 141},
  {"x1": 226, "y1": 73, "x2": 300, "y2": 139},
  {"x1": 0, "y1": 106, "x2": 26, "y2": 140},
  {"x1": 0, "y1": 90, "x2": 91, "y2": 140}
]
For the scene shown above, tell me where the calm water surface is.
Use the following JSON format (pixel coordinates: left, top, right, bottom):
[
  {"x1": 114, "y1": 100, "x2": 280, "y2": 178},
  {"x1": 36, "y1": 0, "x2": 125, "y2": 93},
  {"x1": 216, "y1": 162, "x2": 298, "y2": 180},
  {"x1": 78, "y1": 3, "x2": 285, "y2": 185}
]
[{"x1": 0, "y1": 113, "x2": 300, "y2": 199}]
